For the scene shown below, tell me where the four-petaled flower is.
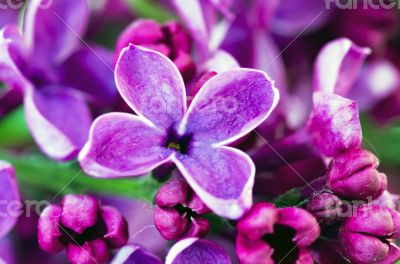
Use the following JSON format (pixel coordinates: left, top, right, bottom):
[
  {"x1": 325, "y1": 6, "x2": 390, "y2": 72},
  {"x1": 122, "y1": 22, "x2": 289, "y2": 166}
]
[{"x1": 79, "y1": 44, "x2": 279, "y2": 219}]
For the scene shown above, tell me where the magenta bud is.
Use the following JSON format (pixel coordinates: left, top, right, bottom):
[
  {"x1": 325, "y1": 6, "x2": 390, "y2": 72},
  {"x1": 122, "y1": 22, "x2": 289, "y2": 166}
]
[
  {"x1": 61, "y1": 194, "x2": 99, "y2": 234},
  {"x1": 155, "y1": 177, "x2": 188, "y2": 207},
  {"x1": 38, "y1": 195, "x2": 129, "y2": 263},
  {"x1": 327, "y1": 149, "x2": 387, "y2": 200},
  {"x1": 116, "y1": 19, "x2": 196, "y2": 81},
  {"x1": 339, "y1": 205, "x2": 400, "y2": 264},
  {"x1": 154, "y1": 178, "x2": 210, "y2": 240},
  {"x1": 307, "y1": 193, "x2": 343, "y2": 224},
  {"x1": 154, "y1": 206, "x2": 188, "y2": 240},
  {"x1": 66, "y1": 239, "x2": 110, "y2": 264}
]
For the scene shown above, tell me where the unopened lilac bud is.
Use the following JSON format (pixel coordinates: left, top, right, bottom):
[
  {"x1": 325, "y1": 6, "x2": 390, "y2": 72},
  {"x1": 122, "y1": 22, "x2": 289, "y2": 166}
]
[
  {"x1": 327, "y1": 149, "x2": 387, "y2": 200},
  {"x1": 339, "y1": 205, "x2": 400, "y2": 264},
  {"x1": 154, "y1": 178, "x2": 210, "y2": 240},
  {"x1": 38, "y1": 195, "x2": 129, "y2": 264},
  {"x1": 153, "y1": 207, "x2": 188, "y2": 240},
  {"x1": 307, "y1": 193, "x2": 343, "y2": 224}
]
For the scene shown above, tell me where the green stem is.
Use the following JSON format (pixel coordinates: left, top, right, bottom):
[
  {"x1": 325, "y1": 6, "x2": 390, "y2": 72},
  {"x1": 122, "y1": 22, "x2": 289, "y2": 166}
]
[
  {"x1": 0, "y1": 106, "x2": 33, "y2": 148},
  {"x1": 125, "y1": 0, "x2": 175, "y2": 22},
  {"x1": 0, "y1": 150, "x2": 160, "y2": 202}
]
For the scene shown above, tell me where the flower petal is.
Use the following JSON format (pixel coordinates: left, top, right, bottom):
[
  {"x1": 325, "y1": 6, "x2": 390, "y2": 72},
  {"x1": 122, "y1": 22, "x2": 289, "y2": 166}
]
[
  {"x1": 115, "y1": 44, "x2": 186, "y2": 129},
  {"x1": 100, "y1": 206, "x2": 129, "y2": 249},
  {"x1": 172, "y1": 0, "x2": 210, "y2": 56},
  {"x1": 172, "y1": 145, "x2": 255, "y2": 219},
  {"x1": 0, "y1": 25, "x2": 31, "y2": 92},
  {"x1": 24, "y1": 87, "x2": 92, "y2": 161},
  {"x1": 278, "y1": 208, "x2": 320, "y2": 247},
  {"x1": 111, "y1": 245, "x2": 162, "y2": 264},
  {"x1": 59, "y1": 45, "x2": 117, "y2": 107},
  {"x1": 0, "y1": 161, "x2": 20, "y2": 239},
  {"x1": 313, "y1": 38, "x2": 371, "y2": 96},
  {"x1": 37, "y1": 205, "x2": 65, "y2": 253},
  {"x1": 308, "y1": 92, "x2": 362, "y2": 157},
  {"x1": 182, "y1": 69, "x2": 279, "y2": 145},
  {"x1": 236, "y1": 235, "x2": 273, "y2": 264},
  {"x1": 23, "y1": 0, "x2": 89, "y2": 68},
  {"x1": 66, "y1": 239, "x2": 110, "y2": 264},
  {"x1": 166, "y1": 238, "x2": 231, "y2": 264},
  {"x1": 79, "y1": 113, "x2": 172, "y2": 178}
]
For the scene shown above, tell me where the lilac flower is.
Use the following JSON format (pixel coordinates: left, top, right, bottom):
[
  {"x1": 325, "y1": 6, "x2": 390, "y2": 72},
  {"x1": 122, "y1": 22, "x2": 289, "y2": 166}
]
[
  {"x1": 116, "y1": 19, "x2": 196, "y2": 82},
  {"x1": 236, "y1": 202, "x2": 320, "y2": 264},
  {"x1": 0, "y1": 161, "x2": 20, "y2": 263},
  {"x1": 38, "y1": 194, "x2": 129, "y2": 264},
  {"x1": 112, "y1": 244, "x2": 162, "y2": 264},
  {"x1": 0, "y1": 0, "x2": 117, "y2": 160},
  {"x1": 339, "y1": 205, "x2": 400, "y2": 264},
  {"x1": 327, "y1": 149, "x2": 387, "y2": 200},
  {"x1": 166, "y1": 238, "x2": 231, "y2": 264},
  {"x1": 79, "y1": 44, "x2": 279, "y2": 219},
  {"x1": 154, "y1": 177, "x2": 211, "y2": 240}
]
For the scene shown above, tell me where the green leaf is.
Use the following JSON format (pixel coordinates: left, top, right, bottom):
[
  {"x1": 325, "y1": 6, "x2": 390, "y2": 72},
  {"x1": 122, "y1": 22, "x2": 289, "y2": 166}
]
[
  {"x1": 272, "y1": 188, "x2": 302, "y2": 208},
  {"x1": 0, "y1": 150, "x2": 161, "y2": 202},
  {"x1": 124, "y1": 0, "x2": 175, "y2": 22},
  {"x1": 361, "y1": 115, "x2": 400, "y2": 168},
  {"x1": 0, "y1": 106, "x2": 33, "y2": 148}
]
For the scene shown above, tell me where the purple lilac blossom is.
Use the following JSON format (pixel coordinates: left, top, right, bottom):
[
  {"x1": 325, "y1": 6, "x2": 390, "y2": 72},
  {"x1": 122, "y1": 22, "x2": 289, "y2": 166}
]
[
  {"x1": 0, "y1": 0, "x2": 117, "y2": 161},
  {"x1": 79, "y1": 44, "x2": 279, "y2": 219},
  {"x1": 236, "y1": 202, "x2": 320, "y2": 264},
  {"x1": 112, "y1": 244, "x2": 162, "y2": 264},
  {"x1": 38, "y1": 194, "x2": 129, "y2": 264}
]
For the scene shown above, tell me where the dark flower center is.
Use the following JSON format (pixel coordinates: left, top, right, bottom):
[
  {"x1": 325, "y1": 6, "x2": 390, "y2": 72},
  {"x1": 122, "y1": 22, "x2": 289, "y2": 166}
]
[
  {"x1": 174, "y1": 203, "x2": 198, "y2": 219},
  {"x1": 262, "y1": 224, "x2": 298, "y2": 264},
  {"x1": 164, "y1": 126, "x2": 193, "y2": 155},
  {"x1": 59, "y1": 215, "x2": 107, "y2": 246}
]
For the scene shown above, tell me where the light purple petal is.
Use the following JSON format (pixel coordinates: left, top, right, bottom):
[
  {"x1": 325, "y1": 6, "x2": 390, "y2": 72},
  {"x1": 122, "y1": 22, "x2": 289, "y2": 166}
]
[
  {"x1": 24, "y1": 87, "x2": 92, "y2": 161},
  {"x1": 172, "y1": 0, "x2": 210, "y2": 56},
  {"x1": 115, "y1": 44, "x2": 186, "y2": 129},
  {"x1": 166, "y1": 238, "x2": 231, "y2": 264},
  {"x1": 308, "y1": 91, "x2": 362, "y2": 157},
  {"x1": 59, "y1": 45, "x2": 117, "y2": 107},
  {"x1": 0, "y1": 161, "x2": 20, "y2": 239},
  {"x1": 23, "y1": 0, "x2": 89, "y2": 67},
  {"x1": 313, "y1": 38, "x2": 371, "y2": 96},
  {"x1": 79, "y1": 113, "x2": 172, "y2": 178},
  {"x1": 172, "y1": 145, "x2": 255, "y2": 219},
  {"x1": 0, "y1": 7, "x2": 19, "y2": 28},
  {"x1": 112, "y1": 245, "x2": 162, "y2": 264},
  {"x1": 0, "y1": 25, "x2": 32, "y2": 92},
  {"x1": 182, "y1": 69, "x2": 279, "y2": 145}
]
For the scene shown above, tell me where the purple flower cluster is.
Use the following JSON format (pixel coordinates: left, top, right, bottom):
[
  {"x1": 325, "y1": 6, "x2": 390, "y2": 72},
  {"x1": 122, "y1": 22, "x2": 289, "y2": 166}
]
[{"x1": 1, "y1": 0, "x2": 400, "y2": 263}]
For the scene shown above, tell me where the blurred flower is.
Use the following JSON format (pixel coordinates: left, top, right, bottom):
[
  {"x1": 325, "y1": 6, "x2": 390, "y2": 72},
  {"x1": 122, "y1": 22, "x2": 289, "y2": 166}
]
[
  {"x1": 154, "y1": 177, "x2": 210, "y2": 240},
  {"x1": 166, "y1": 238, "x2": 231, "y2": 264},
  {"x1": 38, "y1": 194, "x2": 128, "y2": 264},
  {"x1": 339, "y1": 205, "x2": 400, "y2": 264},
  {"x1": 79, "y1": 44, "x2": 279, "y2": 219},
  {"x1": 116, "y1": 19, "x2": 196, "y2": 82},
  {"x1": 0, "y1": 161, "x2": 20, "y2": 263},
  {"x1": 0, "y1": 0, "x2": 117, "y2": 160},
  {"x1": 327, "y1": 149, "x2": 387, "y2": 200},
  {"x1": 236, "y1": 202, "x2": 320, "y2": 264}
]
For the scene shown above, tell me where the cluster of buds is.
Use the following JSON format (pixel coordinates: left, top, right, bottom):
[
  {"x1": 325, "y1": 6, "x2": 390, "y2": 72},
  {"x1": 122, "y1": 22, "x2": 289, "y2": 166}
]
[
  {"x1": 154, "y1": 178, "x2": 211, "y2": 240},
  {"x1": 38, "y1": 195, "x2": 129, "y2": 264},
  {"x1": 115, "y1": 19, "x2": 196, "y2": 81}
]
